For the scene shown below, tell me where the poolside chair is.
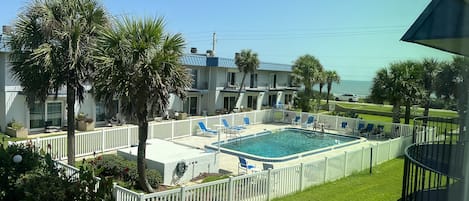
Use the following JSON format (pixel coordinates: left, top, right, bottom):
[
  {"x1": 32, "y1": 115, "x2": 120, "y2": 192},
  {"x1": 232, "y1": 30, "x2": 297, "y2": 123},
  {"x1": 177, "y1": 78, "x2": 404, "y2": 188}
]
[
  {"x1": 341, "y1": 121, "x2": 348, "y2": 129},
  {"x1": 243, "y1": 117, "x2": 251, "y2": 127},
  {"x1": 291, "y1": 116, "x2": 301, "y2": 126},
  {"x1": 262, "y1": 163, "x2": 274, "y2": 170},
  {"x1": 238, "y1": 157, "x2": 258, "y2": 174},
  {"x1": 221, "y1": 118, "x2": 245, "y2": 132},
  {"x1": 197, "y1": 122, "x2": 218, "y2": 136},
  {"x1": 360, "y1": 123, "x2": 374, "y2": 137},
  {"x1": 302, "y1": 116, "x2": 314, "y2": 128},
  {"x1": 371, "y1": 125, "x2": 385, "y2": 139}
]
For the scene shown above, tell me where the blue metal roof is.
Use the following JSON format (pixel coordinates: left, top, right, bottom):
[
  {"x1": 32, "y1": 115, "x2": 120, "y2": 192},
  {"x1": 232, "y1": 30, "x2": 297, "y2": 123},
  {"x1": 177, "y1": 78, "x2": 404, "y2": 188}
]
[{"x1": 181, "y1": 54, "x2": 292, "y2": 72}]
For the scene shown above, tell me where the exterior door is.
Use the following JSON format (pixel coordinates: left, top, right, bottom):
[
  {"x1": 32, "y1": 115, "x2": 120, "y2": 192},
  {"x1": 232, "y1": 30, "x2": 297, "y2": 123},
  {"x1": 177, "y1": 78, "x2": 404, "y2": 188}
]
[{"x1": 183, "y1": 97, "x2": 198, "y2": 115}]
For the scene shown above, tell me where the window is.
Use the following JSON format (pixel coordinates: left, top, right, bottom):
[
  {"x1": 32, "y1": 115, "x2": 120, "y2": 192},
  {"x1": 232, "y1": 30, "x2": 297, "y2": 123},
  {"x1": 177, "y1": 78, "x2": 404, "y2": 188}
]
[
  {"x1": 272, "y1": 74, "x2": 277, "y2": 88},
  {"x1": 183, "y1": 96, "x2": 198, "y2": 115},
  {"x1": 190, "y1": 69, "x2": 198, "y2": 88},
  {"x1": 29, "y1": 101, "x2": 63, "y2": 129},
  {"x1": 96, "y1": 100, "x2": 119, "y2": 122},
  {"x1": 288, "y1": 75, "x2": 294, "y2": 87},
  {"x1": 30, "y1": 102, "x2": 45, "y2": 129},
  {"x1": 284, "y1": 94, "x2": 293, "y2": 105},
  {"x1": 247, "y1": 95, "x2": 257, "y2": 109},
  {"x1": 223, "y1": 96, "x2": 236, "y2": 111},
  {"x1": 227, "y1": 72, "x2": 236, "y2": 86},
  {"x1": 268, "y1": 95, "x2": 277, "y2": 106},
  {"x1": 250, "y1": 73, "x2": 258, "y2": 88}
]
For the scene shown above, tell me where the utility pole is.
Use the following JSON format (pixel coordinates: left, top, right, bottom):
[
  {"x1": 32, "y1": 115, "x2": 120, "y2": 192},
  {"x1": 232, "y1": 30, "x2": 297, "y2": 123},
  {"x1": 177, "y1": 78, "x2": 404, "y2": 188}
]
[{"x1": 212, "y1": 32, "x2": 216, "y2": 56}]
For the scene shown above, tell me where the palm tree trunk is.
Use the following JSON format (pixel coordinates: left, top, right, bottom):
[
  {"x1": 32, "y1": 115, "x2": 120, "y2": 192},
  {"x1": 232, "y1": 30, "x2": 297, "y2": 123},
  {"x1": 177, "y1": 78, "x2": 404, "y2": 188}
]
[
  {"x1": 326, "y1": 84, "x2": 332, "y2": 105},
  {"x1": 137, "y1": 114, "x2": 154, "y2": 193},
  {"x1": 66, "y1": 82, "x2": 76, "y2": 165},
  {"x1": 392, "y1": 101, "x2": 401, "y2": 123},
  {"x1": 235, "y1": 72, "x2": 247, "y2": 109},
  {"x1": 405, "y1": 102, "x2": 411, "y2": 124},
  {"x1": 423, "y1": 96, "x2": 430, "y2": 125}
]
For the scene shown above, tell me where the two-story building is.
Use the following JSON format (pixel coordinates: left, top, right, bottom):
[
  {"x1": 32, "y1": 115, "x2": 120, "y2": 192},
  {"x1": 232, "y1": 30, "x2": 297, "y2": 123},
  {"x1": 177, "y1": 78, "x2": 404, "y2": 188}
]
[
  {"x1": 169, "y1": 53, "x2": 297, "y2": 116},
  {"x1": 0, "y1": 30, "x2": 297, "y2": 132}
]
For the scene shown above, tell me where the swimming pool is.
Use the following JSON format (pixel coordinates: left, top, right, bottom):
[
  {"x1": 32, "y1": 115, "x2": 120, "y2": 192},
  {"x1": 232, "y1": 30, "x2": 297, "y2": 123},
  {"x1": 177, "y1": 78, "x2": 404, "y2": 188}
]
[{"x1": 206, "y1": 128, "x2": 364, "y2": 162}]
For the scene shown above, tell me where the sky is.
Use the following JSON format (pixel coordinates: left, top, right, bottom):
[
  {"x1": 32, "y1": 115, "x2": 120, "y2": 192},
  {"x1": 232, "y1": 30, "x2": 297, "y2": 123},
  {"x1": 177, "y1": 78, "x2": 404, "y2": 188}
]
[{"x1": 0, "y1": 0, "x2": 455, "y2": 81}]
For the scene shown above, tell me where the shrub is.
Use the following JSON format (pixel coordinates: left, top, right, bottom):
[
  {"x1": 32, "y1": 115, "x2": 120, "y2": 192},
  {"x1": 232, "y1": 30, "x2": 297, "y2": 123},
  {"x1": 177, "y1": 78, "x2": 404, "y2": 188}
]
[
  {"x1": 7, "y1": 120, "x2": 24, "y2": 130},
  {"x1": 90, "y1": 154, "x2": 162, "y2": 190}
]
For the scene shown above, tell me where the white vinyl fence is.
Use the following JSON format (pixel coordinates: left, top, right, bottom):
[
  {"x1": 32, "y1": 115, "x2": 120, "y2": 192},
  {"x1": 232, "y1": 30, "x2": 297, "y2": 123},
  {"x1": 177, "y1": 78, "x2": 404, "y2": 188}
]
[
  {"x1": 12, "y1": 109, "x2": 416, "y2": 201},
  {"x1": 120, "y1": 136, "x2": 412, "y2": 201}
]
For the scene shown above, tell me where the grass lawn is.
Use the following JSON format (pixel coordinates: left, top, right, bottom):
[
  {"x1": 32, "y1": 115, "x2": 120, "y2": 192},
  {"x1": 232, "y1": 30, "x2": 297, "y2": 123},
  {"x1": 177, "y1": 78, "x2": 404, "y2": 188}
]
[
  {"x1": 336, "y1": 102, "x2": 458, "y2": 118},
  {"x1": 273, "y1": 158, "x2": 404, "y2": 201}
]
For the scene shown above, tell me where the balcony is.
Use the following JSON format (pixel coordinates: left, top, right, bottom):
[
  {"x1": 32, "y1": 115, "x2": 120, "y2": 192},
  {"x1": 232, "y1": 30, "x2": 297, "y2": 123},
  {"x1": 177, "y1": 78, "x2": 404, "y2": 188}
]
[{"x1": 401, "y1": 117, "x2": 464, "y2": 201}]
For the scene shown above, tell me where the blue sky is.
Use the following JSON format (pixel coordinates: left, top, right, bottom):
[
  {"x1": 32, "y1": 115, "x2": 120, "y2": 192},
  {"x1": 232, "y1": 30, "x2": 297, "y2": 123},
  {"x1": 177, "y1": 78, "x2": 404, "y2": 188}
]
[{"x1": 0, "y1": 0, "x2": 454, "y2": 81}]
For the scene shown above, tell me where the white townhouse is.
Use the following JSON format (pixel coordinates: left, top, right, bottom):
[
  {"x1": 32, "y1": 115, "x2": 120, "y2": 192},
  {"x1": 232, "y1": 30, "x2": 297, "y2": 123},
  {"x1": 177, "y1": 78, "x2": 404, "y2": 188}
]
[{"x1": 0, "y1": 30, "x2": 298, "y2": 132}]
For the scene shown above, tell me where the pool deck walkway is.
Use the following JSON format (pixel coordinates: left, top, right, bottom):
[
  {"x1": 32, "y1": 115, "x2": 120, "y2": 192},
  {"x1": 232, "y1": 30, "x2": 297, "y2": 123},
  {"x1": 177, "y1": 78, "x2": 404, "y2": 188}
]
[{"x1": 172, "y1": 122, "x2": 379, "y2": 175}]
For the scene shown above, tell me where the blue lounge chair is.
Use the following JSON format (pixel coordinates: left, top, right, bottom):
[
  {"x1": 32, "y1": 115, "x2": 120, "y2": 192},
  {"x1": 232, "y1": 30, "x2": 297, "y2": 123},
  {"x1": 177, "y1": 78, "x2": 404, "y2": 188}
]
[
  {"x1": 238, "y1": 157, "x2": 258, "y2": 174},
  {"x1": 243, "y1": 117, "x2": 251, "y2": 126},
  {"x1": 360, "y1": 123, "x2": 375, "y2": 137},
  {"x1": 341, "y1": 121, "x2": 348, "y2": 129},
  {"x1": 291, "y1": 116, "x2": 301, "y2": 125},
  {"x1": 302, "y1": 116, "x2": 314, "y2": 128},
  {"x1": 221, "y1": 118, "x2": 245, "y2": 132},
  {"x1": 197, "y1": 122, "x2": 218, "y2": 136}
]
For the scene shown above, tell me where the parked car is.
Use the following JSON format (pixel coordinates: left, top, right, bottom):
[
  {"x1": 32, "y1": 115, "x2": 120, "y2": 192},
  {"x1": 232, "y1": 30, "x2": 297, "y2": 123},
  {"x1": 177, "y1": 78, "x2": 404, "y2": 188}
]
[{"x1": 335, "y1": 94, "x2": 359, "y2": 102}]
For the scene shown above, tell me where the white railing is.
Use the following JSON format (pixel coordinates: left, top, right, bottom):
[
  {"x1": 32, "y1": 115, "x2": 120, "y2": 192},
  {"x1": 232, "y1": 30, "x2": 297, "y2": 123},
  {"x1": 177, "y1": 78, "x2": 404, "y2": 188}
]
[
  {"x1": 10, "y1": 108, "x2": 417, "y2": 201},
  {"x1": 130, "y1": 136, "x2": 412, "y2": 201},
  {"x1": 13, "y1": 125, "x2": 139, "y2": 160}
]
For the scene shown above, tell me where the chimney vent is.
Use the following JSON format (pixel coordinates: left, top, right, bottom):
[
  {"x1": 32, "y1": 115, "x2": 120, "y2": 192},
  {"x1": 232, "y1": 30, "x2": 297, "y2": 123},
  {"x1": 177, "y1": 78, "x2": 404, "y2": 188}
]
[
  {"x1": 206, "y1": 50, "x2": 214, "y2": 57},
  {"x1": 190, "y1": 47, "x2": 197, "y2": 54}
]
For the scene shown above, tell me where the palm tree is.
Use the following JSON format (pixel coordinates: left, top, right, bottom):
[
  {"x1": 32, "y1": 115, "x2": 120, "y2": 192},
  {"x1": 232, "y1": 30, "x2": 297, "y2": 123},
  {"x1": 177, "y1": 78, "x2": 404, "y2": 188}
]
[
  {"x1": 370, "y1": 68, "x2": 402, "y2": 123},
  {"x1": 370, "y1": 61, "x2": 424, "y2": 124},
  {"x1": 8, "y1": 0, "x2": 108, "y2": 165},
  {"x1": 292, "y1": 55, "x2": 323, "y2": 111},
  {"x1": 92, "y1": 17, "x2": 191, "y2": 193},
  {"x1": 420, "y1": 58, "x2": 440, "y2": 123},
  {"x1": 317, "y1": 70, "x2": 326, "y2": 101},
  {"x1": 234, "y1": 49, "x2": 260, "y2": 108},
  {"x1": 325, "y1": 70, "x2": 341, "y2": 105}
]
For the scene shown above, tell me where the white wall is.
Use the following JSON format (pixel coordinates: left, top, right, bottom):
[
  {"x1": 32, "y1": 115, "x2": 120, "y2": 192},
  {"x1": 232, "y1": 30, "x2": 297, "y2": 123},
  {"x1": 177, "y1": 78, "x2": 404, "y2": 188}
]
[{"x1": 4, "y1": 91, "x2": 27, "y2": 130}]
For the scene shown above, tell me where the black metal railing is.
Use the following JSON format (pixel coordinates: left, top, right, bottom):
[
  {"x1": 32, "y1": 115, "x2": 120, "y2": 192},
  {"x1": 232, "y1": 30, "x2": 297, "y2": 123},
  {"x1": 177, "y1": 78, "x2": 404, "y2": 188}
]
[{"x1": 401, "y1": 116, "x2": 464, "y2": 201}]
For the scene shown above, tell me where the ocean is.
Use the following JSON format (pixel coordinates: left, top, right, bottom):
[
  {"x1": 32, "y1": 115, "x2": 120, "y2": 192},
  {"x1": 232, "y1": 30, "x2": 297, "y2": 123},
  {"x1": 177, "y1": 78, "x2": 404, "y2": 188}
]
[{"x1": 313, "y1": 80, "x2": 372, "y2": 98}]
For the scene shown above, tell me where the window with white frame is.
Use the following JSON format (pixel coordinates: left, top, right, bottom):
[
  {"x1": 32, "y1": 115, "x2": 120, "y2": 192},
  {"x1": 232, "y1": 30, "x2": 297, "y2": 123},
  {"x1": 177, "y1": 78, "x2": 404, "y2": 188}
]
[
  {"x1": 29, "y1": 101, "x2": 63, "y2": 129},
  {"x1": 227, "y1": 72, "x2": 236, "y2": 86},
  {"x1": 250, "y1": 73, "x2": 258, "y2": 88},
  {"x1": 95, "y1": 100, "x2": 119, "y2": 122},
  {"x1": 247, "y1": 95, "x2": 258, "y2": 109}
]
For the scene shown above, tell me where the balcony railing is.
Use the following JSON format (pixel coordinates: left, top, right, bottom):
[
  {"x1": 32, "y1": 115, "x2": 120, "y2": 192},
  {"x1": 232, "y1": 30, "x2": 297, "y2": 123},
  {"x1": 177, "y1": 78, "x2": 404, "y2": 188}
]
[{"x1": 401, "y1": 117, "x2": 464, "y2": 201}]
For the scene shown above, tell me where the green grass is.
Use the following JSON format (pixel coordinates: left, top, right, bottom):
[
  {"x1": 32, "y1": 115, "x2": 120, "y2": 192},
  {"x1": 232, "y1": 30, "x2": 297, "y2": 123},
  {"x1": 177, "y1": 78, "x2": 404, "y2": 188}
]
[
  {"x1": 336, "y1": 102, "x2": 458, "y2": 118},
  {"x1": 273, "y1": 158, "x2": 404, "y2": 201}
]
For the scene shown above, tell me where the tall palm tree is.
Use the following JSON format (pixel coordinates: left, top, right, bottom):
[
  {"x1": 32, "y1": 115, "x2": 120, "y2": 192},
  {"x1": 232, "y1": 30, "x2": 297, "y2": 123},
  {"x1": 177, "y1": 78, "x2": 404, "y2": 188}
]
[
  {"x1": 420, "y1": 58, "x2": 440, "y2": 123},
  {"x1": 92, "y1": 17, "x2": 191, "y2": 193},
  {"x1": 325, "y1": 70, "x2": 341, "y2": 105},
  {"x1": 292, "y1": 55, "x2": 323, "y2": 111},
  {"x1": 9, "y1": 0, "x2": 108, "y2": 165},
  {"x1": 370, "y1": 61, "x2": 424, "y2": 124},
  {"x1": 370, "y1": 68, "x2": 402, "y2": 123},
  {"x1": 234, "y1": 49, "x2": 259, "y2": 107},
  {"x1": 317, "y1": 70, "x2": 326, "y2": 101}
]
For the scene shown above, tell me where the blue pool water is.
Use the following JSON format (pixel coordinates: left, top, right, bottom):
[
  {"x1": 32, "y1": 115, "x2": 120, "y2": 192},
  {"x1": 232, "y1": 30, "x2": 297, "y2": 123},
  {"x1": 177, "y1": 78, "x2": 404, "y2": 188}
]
[{"x1": 213, "y1": 128, "x2": 360, "y2": 161}]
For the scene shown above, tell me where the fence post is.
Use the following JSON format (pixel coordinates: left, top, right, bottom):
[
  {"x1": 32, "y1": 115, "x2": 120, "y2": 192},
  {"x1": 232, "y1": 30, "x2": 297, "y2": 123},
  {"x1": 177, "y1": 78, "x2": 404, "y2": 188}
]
[
  {"x1": 299, "y1": 163, "x2": 304, "y2": 191},
  {"x1": 344, "y1": 151, "x2": 348, "y2": 177},
  {"x1": 335, "y1": 116, "x2": 339, "y2": 130},
  {"x1": 112, "y1": 182, "x2": 118, "y2": 200},
  {"x1": 388, "y1": 140, "x2": 392, "y2": 160},
  {"x1": 267, "y1": 168, "x2": 272, "y2": 200},
  {"x1": 376, "y1": 142, "x2": 380, "y2": 165},
  {"x1": 254, "y1": 110, "x2": 257, "y2": 124},
  {"x1": 361, "y1": 147, "x2": 365, "y2": 170},
  {"x1": 139, "y1": 192, "x2": 145, "y2": 201},
  {"x1": 180, "y1": 186, "x2": 186, "y2": 201},
  {"x1": 171, "y1": 120, "x2": 175, "y2": 140},
  {"x1": 323, "y1": 157, "x2": 328, "y2": 183},
  {"x1": 189, "y1": 119, "x2": 192, "y2": 136},
  {"x1": 228, "y1": 176, "x2": 233, "y2": 201},
  {"x1": 101, "y1": 129, "x2": 105, "y2": 153},
  {"x1": 127, "y1": 127, "x2": 131, "y2": 147}
]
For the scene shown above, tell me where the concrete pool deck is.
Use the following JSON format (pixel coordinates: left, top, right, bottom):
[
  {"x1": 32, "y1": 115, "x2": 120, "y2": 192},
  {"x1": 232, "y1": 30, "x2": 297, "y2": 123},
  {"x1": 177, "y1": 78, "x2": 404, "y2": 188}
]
[{"x1": 172, "y1": 122, "x2": 380, "y2": 175}]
